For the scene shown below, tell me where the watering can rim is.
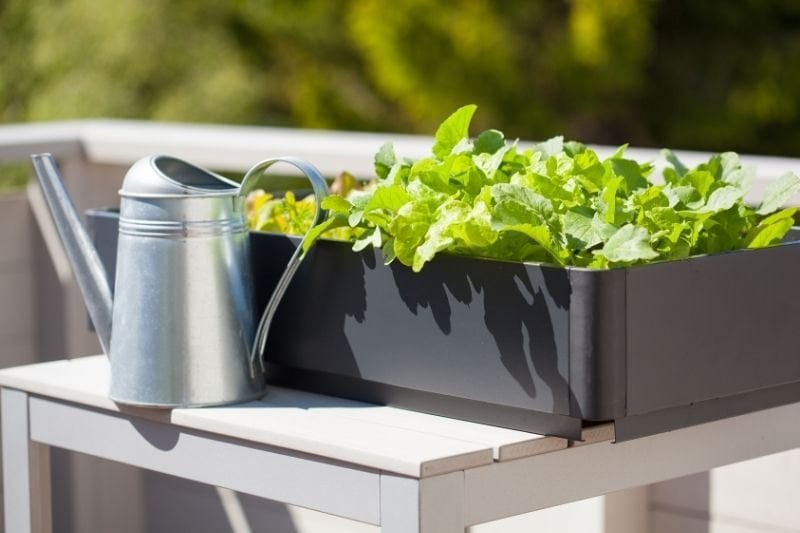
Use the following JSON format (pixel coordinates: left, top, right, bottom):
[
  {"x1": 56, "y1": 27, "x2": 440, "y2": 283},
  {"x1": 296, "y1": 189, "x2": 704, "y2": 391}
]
[{"x1": 119, "y1": 154, "x2": 242, "y2": 199}]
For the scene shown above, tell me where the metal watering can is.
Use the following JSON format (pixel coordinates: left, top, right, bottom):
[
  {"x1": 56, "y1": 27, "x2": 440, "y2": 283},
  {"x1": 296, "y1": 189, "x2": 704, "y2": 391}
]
[{"x1": 31, "y1": 154, "x2": 328, "y2": 407}]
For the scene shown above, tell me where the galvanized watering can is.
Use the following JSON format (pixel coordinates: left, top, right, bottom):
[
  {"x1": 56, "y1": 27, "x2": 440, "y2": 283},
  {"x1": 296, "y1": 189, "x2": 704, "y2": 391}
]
[{"x1": 31, "y1": 154, "x2": 328, "y2": 407}]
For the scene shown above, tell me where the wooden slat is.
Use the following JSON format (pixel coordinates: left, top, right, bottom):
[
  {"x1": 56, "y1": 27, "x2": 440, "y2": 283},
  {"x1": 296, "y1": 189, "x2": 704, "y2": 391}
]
[
  {"x1": 0, "y1": 357, "x2": 170, "y2": 424},
  {"x1": 268, "y1": 387, "x2": 567, "y2": 461},
  {"x1": 572, "y1": 423, "x2": 615, "y2": 447},
  {"x1": 29, "y1": 397, "x2": 381, "y2": 525},
  {"x1": 0, "y1": 357, "x2": 495, "y2": 477},
  {"x1": 0, "y1": 357, "x2": 115, "y2": 410},
  {"x1": 173, "y1": 403, "x2": 492, "y2": 478},
  {"x1": 462, "y1": 401, "x2": 800, "y2": 526}
]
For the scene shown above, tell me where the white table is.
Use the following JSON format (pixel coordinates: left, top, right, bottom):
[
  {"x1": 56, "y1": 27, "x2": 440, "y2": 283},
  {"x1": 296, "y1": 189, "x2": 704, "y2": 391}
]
[{"x1": 2, "y1": 356, "x2": 800, "y2": 533}]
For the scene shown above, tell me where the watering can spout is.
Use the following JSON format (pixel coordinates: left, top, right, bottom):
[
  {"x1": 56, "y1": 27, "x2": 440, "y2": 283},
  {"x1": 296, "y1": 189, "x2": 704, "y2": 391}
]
[{"x1": 31, "y1": 154, "x2": 114, "y2": 356}]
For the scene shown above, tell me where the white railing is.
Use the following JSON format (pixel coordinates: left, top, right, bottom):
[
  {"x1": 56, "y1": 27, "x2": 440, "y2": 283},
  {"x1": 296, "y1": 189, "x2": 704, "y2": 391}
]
[{"x1": 4, "y1": 119, "x2": 800, "y2": 200}]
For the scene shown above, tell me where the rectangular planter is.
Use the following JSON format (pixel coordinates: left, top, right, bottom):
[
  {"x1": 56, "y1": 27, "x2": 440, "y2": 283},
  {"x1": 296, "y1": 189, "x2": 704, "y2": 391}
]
[{"x1": 88, "y1": 209, "x2": 800, "y2": 441}]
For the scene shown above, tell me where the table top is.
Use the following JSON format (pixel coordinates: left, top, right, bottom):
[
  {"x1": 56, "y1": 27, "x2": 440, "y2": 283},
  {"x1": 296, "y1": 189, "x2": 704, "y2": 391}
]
[{"x1": 0, "y1": 356, "x2": 612, "y2": 478}]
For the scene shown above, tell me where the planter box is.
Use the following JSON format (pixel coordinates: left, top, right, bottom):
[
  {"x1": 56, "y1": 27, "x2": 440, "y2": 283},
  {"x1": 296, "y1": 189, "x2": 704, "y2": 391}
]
[{"x1": 88, "y1": 209, "x2": 800, "y2": 441}]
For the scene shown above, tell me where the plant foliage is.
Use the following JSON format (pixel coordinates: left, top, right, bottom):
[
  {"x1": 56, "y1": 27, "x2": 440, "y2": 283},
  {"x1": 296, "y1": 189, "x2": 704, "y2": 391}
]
[{"x1": 280, "y1": 106, "x2": 799, "y2": 270}]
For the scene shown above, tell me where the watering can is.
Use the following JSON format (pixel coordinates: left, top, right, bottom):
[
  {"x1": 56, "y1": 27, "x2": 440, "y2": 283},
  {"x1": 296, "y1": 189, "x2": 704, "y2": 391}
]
[{"x1": 31, "y1": 154, "x2": 328, "y2": 407}]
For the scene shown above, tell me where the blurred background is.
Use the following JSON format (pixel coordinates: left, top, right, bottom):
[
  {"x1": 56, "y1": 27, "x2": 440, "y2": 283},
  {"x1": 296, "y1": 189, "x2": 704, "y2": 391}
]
[
  {"x1": 3, "y1": 0, "x2": 800, "y2": 155},
  {"x1": 2, "y1": 1, "x2": 800, "y2": 532}
]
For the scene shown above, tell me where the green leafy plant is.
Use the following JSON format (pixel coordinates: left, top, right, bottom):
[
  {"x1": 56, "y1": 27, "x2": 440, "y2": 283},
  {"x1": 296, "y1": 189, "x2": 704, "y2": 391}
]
[
  {"x1": 247, "y1": 105, "x2": 799, "y2": 270},
  {"x1": 298, "y1": 105, "x2": 800, "y2": 271},
  {"x1": 246, "y1": 171, "x2": 366, "y2": 242}
]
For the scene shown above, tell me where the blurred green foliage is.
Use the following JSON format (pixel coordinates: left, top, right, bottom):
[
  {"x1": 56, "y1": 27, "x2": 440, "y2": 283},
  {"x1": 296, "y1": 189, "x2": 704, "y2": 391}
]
[{"x1": 2, "y1": 0, "x2": 800, "y2": 159}]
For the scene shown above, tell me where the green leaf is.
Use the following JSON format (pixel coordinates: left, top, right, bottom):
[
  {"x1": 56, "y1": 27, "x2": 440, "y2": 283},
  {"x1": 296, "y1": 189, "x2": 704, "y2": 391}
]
[
  {"x1": 611, "y1": 143, "x2": 629, "y2": 159},
  {"x1": 352, "y1": 232, "x2": 374, "y2": 252},
  {"x1": 600, "y1": 177, "x2": 621, "y2": 224},
  {"x1": 533, "y1": 136, "x2": 563, "y2": 158},
  {"x1": 302, "y1": 216, "x2": 350, "y2": 253},
  {"x1": 389, "y1": 201, "x2": 434, "y2": 267},
  {"x1": 321, "y1": 195, "x2": 351, "y2": 214},
  {"x1": 563, "y1": 141, "x2": 587, "y2": 157},
  {"x1": 474, "y1": 129, "x2": 504, "y2": 154},
  {"x1": 448, "y1": 201, "x2": 497, "y2": 248},
  {"x1": 663, "y1": 184, "x2": 703, "y2": 209},
  {"x1": 490, "y1": 183, "x2": 553, "y2": 225},
  {"x1": 595, "y1": 224, "x2": 658, "y2": 263},
  {"x1": 746, "y1": 207, "x2": 797, "y2": 248},
  {"x1": 374, "y1": 142, "x2": 396, "y2": 179},
  {"x1": 365, "y1": 184, "x2": 411, "y2": 213},
  {"x1": 757, "y1": 172, "x2": 800, "y2": 215},
  {"x1": 663, "y1": 149, "x2": 689, "y2": 177},
  {"x1": 432, "y1": 104, "x2": 477, "y2": 160},
  {"x1": 501, "y1": 224, "x2": 565, "y2": 265},
  {"x1": 702, "y1": 185, "x2": 743, "y2": 213},
  {"x1": 382, "y1": 237, "x2": 397, "y2": 264},
  {"x1": 564, "y1": 210, "x2": 616, "y2": 248},
  {"x1": 473, "y1": 149, "x2": 507, "y2": 182},
  {"x1": 718, "y1": 152, "x2": 755, "y2": 193},
  {"x1": 686, "y1": 170, "x2": 714, "y2": 199},
  {"x1": 609, "y1": 158, "x2": 649, "y2": 193}
]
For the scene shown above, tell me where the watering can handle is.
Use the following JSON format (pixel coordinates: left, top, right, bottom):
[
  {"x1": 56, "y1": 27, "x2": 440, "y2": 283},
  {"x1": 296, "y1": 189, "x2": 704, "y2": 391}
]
[{"x1": 240, "y1": 157, "x2": 330, "y2": 378}]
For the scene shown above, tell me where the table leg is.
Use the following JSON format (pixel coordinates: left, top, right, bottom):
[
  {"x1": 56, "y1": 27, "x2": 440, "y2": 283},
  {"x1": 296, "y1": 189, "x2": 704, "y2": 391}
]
[
  {"x1": 380, "y1": 471, "x2": 465, "y2": 533},
  {"x1": 2, "y1": 388, "x2": 52, "y2": 533}
]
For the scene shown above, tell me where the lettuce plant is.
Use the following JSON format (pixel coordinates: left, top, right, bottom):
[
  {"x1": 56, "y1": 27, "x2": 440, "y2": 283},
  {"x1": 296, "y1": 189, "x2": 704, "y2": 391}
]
[{"x1": 299, "y1": 105, "x2": 800, "y2": 270}]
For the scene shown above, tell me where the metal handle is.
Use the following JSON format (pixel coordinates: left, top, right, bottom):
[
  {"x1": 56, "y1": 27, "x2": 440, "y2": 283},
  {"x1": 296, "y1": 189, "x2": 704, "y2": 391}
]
[{"x1": 240, "y1": 157, "x2": 329, "y2": 378}]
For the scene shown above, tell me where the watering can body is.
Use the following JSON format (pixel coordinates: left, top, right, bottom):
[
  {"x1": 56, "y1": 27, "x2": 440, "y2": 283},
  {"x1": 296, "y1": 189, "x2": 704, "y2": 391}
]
[
  {"x1": 30, "y1": 154, "x2": 287, "y2": 407},
  {"x1": 108, "y1": 157, "x2": 263, "y2": 406}
]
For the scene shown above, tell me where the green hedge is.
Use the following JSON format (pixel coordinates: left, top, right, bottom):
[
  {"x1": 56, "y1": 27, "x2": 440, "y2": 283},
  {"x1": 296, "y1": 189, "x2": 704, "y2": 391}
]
[{"x1": 2, "y1": 0, "x2": 800, "y2": 160}]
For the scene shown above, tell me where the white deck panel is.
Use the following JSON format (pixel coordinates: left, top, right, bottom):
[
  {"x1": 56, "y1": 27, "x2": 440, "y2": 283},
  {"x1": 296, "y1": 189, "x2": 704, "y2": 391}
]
[{"x1": 0, "y1": 356, "x2": 581, "y2": 477}]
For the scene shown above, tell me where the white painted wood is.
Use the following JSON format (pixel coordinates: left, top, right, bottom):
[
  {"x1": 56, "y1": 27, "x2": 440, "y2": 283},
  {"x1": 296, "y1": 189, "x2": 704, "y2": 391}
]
[
  {"x1": 3, "y1": 119, "x2": 800, "y2": 204},
  {"x1": 28, "y1": 397, "x2": 381, "y2": 525},
  {"x1": 380, "y1": 472, "x2": 465, "y2": 533},
  {"x1": 81, "y1": 119, "x2": 431, "y2": 178},
  {"x1": 1, "y1": 388, "x2": 52, "y2": 533},
  {"x1": 0, "y1": 356, "x2": 127, "y2": 412},
  {"x1": 419, "y1": 472, "x2": 465, "y2": 533},
  {"x1": 652, "y1": 450, "x2": 800, "y2": 531},
  {"x1": 174, "y1": 402, "x2": 493, "y2": 478},
  {"x1": 268, "y1": 387, "x2": 566, "y2": 461},
  {"x1": 573, "y1": 423, "x2": 615, "y2": 447},
  {"x1": 380, "y1": 475, "x2": 421, "y2": 533},
  {"x1": 462, "y1": 401, "x2": 800, "y2": 526},
  {"x1": 0, "y1": 121, "x2": 82, "y2": 162},
  {"x1": 0, "y1": 357, "x2": 495, "y2": 477}
]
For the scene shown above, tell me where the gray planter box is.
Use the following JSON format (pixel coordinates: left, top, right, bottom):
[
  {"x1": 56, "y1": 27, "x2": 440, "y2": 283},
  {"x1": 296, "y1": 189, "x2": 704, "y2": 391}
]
[
  {"x1": 88, "y1": 209, "x2": 800, "y2": 441},
  {"x1": 253, "y1": 231, "x2": 800, "y2": 441}
]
